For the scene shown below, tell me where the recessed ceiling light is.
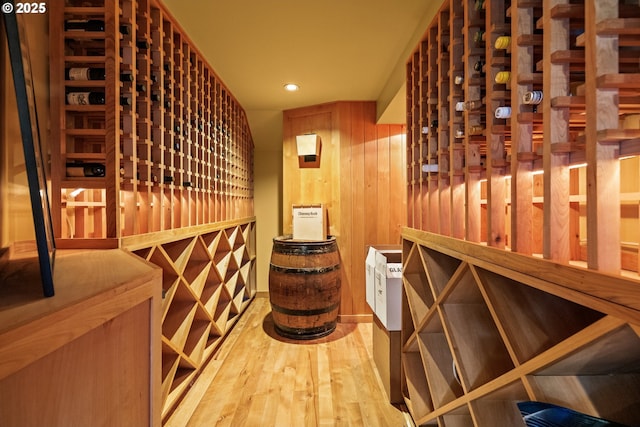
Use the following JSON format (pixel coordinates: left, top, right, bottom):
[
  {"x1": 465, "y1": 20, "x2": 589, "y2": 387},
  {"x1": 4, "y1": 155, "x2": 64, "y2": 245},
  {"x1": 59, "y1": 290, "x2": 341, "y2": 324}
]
[{"x1": 284, "y1": 83, "x2": 299, "y2": 92}]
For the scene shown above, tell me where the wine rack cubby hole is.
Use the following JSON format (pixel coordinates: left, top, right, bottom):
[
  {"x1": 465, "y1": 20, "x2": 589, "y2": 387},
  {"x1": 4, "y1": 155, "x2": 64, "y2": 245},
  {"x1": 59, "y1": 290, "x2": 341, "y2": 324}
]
[
  {"x1": 402, "y1": 229, "x2": 640, "y2": 426},
  {"x1": 50, "y1": 0, "x2": 256, "y2": 419}
]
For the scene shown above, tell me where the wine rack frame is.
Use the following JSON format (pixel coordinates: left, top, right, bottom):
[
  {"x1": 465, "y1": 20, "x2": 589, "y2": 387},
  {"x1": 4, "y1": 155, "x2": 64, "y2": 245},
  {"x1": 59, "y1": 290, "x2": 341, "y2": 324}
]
[
  {"x1": 50, "y1": 0, "x2": 254, "y2": 245},
  {"x1": 404, "y1": 0, "x2": 640, "y2": 425},
  {"x1": 49, "y1": 0, "x2": 256, "y2": 419},
  {"x1": 406, "y1": 0, "x2": 640, "y2": 276},
  {"x1": 402, "y1": 228, "x2": 640, "y2": 426}
]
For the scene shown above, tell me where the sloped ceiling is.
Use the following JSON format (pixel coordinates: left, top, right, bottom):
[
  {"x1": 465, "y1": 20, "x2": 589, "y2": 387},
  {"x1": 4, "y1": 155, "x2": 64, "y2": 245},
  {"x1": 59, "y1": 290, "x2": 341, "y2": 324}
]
[{"x1": 160, "y1": 0, "x2": 439, "y2": 149}]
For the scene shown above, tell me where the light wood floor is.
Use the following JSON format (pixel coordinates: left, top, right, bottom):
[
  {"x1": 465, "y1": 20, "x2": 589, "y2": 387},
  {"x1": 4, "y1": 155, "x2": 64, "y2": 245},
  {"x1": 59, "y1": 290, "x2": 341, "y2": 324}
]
[{"x1": 165, "y1": 296, "x2": 415, "y2": 427}]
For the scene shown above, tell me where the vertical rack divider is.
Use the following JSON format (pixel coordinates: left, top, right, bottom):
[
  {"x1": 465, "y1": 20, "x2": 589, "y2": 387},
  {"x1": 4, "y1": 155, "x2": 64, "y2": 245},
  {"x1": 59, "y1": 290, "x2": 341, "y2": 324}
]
[
  {"x1": 417, "y1": 45, "x2": 427, "y2": 231},
  {"x1": 542, "y1": 0, "x2": 571, "y2": 262},
  {"x1": 438, "y1": 9, "x2": 452, "y2": 237},
  {"x1": 485, "y1": 0, "x2": 509, "y2": 248},
  {"x1": 463, "y1": 0, "x2": 486, "y2": 243},
  {"x1": 509, "y1": 0, "x2": 537, "y2": 254},
  {"x1": 584, "y1": 0, "x2": 622, "y2": 273},
  {"x1": 120, "y1": 0, "x2": 137, "y2": 237},
  {"x1": 428, "y1": 26, "x2": 440, "y2": 233},
  {"x1": 450, "y1": 0, "x2": 466, "y2": 240},
  {"x1": 104, "y1": 0, "x2": 121, "y2": 240}
]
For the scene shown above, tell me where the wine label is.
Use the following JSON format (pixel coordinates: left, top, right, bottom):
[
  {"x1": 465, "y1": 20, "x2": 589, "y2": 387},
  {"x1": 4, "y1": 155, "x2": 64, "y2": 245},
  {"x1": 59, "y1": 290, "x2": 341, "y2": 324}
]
[
  {"x1": 68, "y1": 67, "x2": 89, "y2": 80},
  {"x1": 66, "y1": 92, "x2": 91, "y2": 105}
]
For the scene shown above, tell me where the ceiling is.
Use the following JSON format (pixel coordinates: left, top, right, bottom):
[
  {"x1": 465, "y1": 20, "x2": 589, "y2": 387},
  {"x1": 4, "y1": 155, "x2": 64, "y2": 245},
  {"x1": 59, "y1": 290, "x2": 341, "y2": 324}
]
[{"x1": 160, "y1": 0, "x2": 439, "y2": 150}]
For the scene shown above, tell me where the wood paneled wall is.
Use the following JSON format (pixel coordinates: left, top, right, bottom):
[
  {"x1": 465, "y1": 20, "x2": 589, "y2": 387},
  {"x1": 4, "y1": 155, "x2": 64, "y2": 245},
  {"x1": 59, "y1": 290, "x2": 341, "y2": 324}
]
[{"x1": 283, "y1": 101, "x2": 406, "y2": 319}]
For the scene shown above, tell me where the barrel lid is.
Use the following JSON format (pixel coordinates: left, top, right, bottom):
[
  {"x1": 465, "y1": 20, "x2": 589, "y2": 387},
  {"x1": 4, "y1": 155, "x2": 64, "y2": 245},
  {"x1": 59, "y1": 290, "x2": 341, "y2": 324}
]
[{"x1": 273, "y1": 235, "x2": 335, "y2": 244}]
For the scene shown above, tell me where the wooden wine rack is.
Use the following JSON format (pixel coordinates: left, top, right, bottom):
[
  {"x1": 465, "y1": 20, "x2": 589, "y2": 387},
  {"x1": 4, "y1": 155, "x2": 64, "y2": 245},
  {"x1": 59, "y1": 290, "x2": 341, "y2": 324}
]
[
  {"x1": 123, "y1": 217, "x2": 256, "y2": 418},
  {"x1": 50, "y1": 0, "x2": 254, "y2": 244},
  {"x1": 401, "y1": 229, "x2": 640, "y2": 426},
  {"x1": 49, "y1": 0, "x2": 256, "y2": 419},
  {"x1": 406, "y1": 0, "x2": 640, "y2": 274},
  {"x1": 404, "y1": 0, "x2": 640, "y2": 425}
]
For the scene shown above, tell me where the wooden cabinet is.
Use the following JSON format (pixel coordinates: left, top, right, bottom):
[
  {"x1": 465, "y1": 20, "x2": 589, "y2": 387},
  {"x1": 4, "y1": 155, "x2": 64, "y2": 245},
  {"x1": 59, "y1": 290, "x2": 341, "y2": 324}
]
[
  {"x1": 49, "y1": 0, "x2": 256, "y2": 418},
  {"x1": 401, "y1": 228, "x2": 640, "y2": 426},
  {"x1": 0, "y1": 248, "x2": 162, "y2": 427}
]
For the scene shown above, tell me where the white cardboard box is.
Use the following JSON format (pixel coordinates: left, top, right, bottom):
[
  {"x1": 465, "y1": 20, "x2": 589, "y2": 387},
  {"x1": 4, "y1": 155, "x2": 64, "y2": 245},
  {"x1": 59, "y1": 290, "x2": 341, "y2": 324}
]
[
  {"x1": 292, "y1": 204, "x2": 326, "y2": 240},
  {"x1": 365, "y1": 246, "x2": 402, "y2": 331}
]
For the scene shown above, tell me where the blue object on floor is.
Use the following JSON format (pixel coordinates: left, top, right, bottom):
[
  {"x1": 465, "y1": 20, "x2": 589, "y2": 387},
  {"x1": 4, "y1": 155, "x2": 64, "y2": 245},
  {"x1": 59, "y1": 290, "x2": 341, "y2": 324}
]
[{"x1": 517, "y1": 401, "x2": 631, "y2": 427}]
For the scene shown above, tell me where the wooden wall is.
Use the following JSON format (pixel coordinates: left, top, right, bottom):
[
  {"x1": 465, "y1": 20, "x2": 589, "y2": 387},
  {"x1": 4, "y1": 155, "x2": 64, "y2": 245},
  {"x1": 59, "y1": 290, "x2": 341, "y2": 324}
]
[{"x1": 283, "y1": 101, "x2": 406, "y2": 319}]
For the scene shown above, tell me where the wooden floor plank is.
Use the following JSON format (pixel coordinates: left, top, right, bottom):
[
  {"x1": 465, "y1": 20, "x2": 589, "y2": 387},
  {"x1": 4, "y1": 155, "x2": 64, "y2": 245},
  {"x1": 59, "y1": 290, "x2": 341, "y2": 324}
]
[{"x1": 168, "y1": 297, "x2": 412, "y2": 427}]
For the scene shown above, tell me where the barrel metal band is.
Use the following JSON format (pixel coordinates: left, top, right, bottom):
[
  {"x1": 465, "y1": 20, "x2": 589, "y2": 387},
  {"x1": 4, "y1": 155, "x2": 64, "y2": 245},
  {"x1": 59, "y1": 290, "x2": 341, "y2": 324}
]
[
  {"x1": 272, "y1": 242, "x2": 337, "y2": 255},
  {"x1": 270, "y1": 302, "x2": 339, "y2": 317},
  {"x1": 269, "y1": 264, "x2": 340, "y2": 275}
]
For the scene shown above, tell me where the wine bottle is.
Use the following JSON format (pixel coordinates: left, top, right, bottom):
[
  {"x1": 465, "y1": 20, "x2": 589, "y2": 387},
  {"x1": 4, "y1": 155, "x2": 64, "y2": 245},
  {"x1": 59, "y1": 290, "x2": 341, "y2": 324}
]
[
  {"x1": 464, "y1": 100, "x2": 483, "y2": 110},
  {"x1": 163, "y1": 175, "x2": 174, "y2": 183},
  {"x1": 182, "y1": 181, "x2": 192, "y2": 187},
  {"x1": 474, "y1": 60, "x2": 485, "y2": 75},
  {"x1": 64, "y1": 19, "x2": 105, "y2": 32},
  {"x1": 65, "y1": 67, "x2": 105, "y2": 81},
  {"x1": 120, "y1": 96, "x2": 132, "y2": 106},
  {"x1": 136, "y1": 39, "x2": 150, "y2": 50},
  {"x1": 135, "y1": 83, "x2": 147, "y2": 93},
  {"x1": 66, "y1": 91, "x2": 105, "y2": 105},
  {"x1": 120, "y1": 73, "x2": 134, "y2": 82},
  {"x1": 150, "y1": 93, "x2": 160, "y2": 102},
  {"x1": 66, "y1": 162, "x2": 106, "y2": 177},
  {"x1": 494, "y1": 106, "x2": 511, "y2": 119}
]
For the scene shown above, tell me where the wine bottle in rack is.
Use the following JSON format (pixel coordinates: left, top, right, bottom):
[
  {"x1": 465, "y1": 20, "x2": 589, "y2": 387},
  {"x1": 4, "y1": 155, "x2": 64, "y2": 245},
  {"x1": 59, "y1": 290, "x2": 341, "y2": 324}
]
[
  {"x1": 64, "y1": 19, "x2": 105, "y2": 32},
  {"x1": 464, "y1": 100, "x2": 483, "y2": 111},
  {"x1": 66, "y1": 162, "x2": 106, "y2": 177},
  {"x1": 119, "y1": 24, "x2": 131, "y2": 36},
  {"x1": 120, "y1": 96, "x2": 132, "y2": 106},
  {"x1": 120, "y1": 73, "x2": 134, "y2": 82},
  {"x1": 66, "y1": 91, "x2": 105, "y2": 105},
  {"x1": 136, "y1": 83, "x2": 147, "y2": 94},
  {"x1": 163, "y1": 175, "x2": 174, "y2": 183},
  {"x1": 136, "y1": 39, "x2": 150, "y2": 50},
  {"x1": 494, "y1": 107, "x2": 511, "y2": 119},
  {"x1": 65, "y1": 67, "x2": 105, "y2": 81},
  {"x1": 64, "y1": 20, "x2": 131, "y2": 36},
  {"x1": 150, "y1": 93, "x2": 160, "y2": 102}
]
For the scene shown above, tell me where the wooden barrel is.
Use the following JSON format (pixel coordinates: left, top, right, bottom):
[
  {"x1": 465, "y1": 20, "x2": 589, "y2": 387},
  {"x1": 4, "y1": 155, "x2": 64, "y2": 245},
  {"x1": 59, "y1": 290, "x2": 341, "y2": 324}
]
[{"x1": 268, "y1": 236, "x2": 341, "y2": 339}]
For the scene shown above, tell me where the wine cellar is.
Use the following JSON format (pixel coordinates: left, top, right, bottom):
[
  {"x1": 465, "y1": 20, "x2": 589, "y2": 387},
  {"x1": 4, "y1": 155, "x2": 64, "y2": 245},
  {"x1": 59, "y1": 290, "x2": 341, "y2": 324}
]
[
  {"x1": 2, "y1": 0, "x2": 640, "y2": 425},
  {"x1": 402, "y1": 0, "x2": 640, "y2": 425},
  {"x1": 48, "y1": 0, "x2": 256, "y2": 419}
]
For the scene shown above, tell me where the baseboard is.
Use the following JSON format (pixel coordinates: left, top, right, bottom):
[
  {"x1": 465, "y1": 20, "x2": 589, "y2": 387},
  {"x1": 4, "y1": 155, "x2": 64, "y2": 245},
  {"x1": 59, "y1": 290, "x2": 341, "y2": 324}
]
[{"x1": 256, "y1": 291, "x2": 269, "y2": 298}]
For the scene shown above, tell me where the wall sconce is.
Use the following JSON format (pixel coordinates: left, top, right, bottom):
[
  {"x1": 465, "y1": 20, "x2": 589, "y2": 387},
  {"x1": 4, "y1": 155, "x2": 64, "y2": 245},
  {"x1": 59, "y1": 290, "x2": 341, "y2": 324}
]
[{"x1": 296, "y1": 133, "x2": 321, "y2": 164}]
